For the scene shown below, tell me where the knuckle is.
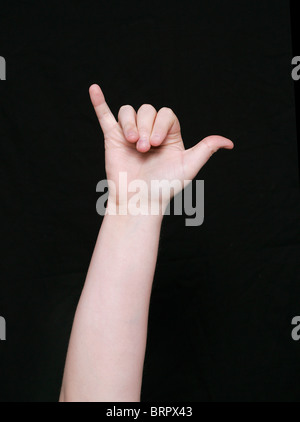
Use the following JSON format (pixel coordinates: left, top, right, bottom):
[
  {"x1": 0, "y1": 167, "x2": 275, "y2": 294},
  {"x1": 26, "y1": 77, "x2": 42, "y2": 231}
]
[
  {"x1": 118, "y1": 104, "x2": 132, "y2": 117},
  {"x1": 160, "y1": 106, "x2": 173, "y2": 116},
  {"x1": 202, "y1": 138, "x2": 217, "y2": 155},
  {"x1": 138, "y1": 103, "x2": 156, "y2": 114}
]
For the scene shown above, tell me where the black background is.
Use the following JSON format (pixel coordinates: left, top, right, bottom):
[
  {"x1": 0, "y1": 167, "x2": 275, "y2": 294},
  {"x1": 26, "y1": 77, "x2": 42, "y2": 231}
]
[{"x1": 1, "y1": 0, "x2": 300, "y2": 402}]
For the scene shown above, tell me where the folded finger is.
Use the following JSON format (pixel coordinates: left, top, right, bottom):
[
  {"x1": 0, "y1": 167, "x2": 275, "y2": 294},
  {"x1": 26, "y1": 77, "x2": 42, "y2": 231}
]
[
  {"x1": 149, "y1": 107, "x2": 180, "y2": 147},
  {"x1": 118, "y1": 105, "x2": 139, "y2": 143},
  {"x1": 136, "y1": 104, "x2": 157, "y2": 153}
]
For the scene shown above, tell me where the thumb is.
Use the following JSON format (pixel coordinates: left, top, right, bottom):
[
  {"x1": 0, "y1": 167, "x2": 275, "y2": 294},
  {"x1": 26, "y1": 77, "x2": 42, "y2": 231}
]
[{"x1": 183, "y1": 135, "x2": 234, "y2": 180}]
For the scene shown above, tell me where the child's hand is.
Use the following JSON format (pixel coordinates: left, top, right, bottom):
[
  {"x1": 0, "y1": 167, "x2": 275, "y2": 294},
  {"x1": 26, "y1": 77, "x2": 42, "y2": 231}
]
[{"x1": 89, "y1": 84, "x2": 233, "y2": 211}]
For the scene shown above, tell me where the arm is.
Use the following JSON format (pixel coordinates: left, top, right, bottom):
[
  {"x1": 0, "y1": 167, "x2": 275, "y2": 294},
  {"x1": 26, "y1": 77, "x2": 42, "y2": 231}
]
[
  {"x1": 60, "y1": 213, "x2": 162, "y2": 402},
  {"x1": 59, "y1": 85, "x2": 233, "y2": 402}
]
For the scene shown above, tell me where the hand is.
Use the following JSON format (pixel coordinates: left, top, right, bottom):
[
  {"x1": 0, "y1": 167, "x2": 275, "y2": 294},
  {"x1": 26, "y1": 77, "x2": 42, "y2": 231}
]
[{"x1": 89, "y1": 84, "x2": 233, "y2": 213}]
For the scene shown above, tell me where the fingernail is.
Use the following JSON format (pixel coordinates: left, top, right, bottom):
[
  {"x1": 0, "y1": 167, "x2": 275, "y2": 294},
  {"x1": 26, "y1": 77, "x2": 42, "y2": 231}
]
[
  {"x1": 137, "y1": 137, "x2": 149, "y2": 152},
  {"x1": 150, "y1": 133, "x2": 161, "y2": 145}
]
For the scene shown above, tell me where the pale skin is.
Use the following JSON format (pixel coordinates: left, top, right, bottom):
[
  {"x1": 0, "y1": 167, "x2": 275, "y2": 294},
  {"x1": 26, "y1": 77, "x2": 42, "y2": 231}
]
[{"x1": 59, "y1": 84, "x2": 234, "y2": 402}]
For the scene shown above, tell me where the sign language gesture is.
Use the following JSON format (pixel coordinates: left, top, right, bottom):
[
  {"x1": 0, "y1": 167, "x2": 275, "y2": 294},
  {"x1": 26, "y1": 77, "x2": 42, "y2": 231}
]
[
  {"x1": 60, "y1": 85, "x2": 234, "y2": 402},
  {"x1": 89, "y1": 84, "x2": 233, "y2": 211}
]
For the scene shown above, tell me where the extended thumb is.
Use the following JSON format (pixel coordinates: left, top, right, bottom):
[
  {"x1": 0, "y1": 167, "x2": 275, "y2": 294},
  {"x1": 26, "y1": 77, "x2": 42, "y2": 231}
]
[{"x1": 183, "y1": 135, "x2": 234, "y2": 180}]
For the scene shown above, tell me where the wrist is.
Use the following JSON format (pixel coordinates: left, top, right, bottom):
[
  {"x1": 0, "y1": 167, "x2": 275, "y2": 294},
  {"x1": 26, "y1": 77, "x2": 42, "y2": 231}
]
[
  {"x1": 102, "y1": 212, "x2": 163, "y2": 239},
  {"x1": 106, "y1": 196, "x2": 167, "y2": 221}
]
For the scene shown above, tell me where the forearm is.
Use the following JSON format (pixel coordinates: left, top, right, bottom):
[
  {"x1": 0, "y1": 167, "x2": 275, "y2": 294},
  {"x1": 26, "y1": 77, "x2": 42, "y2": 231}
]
[{"x1": 60, "y1": 212, "x2": 163, "y2": 402}]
